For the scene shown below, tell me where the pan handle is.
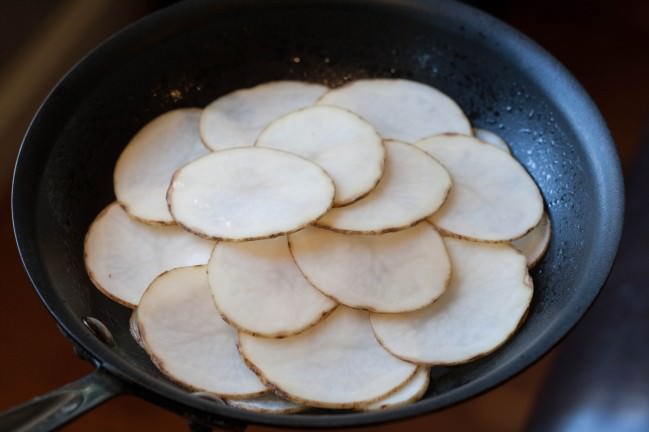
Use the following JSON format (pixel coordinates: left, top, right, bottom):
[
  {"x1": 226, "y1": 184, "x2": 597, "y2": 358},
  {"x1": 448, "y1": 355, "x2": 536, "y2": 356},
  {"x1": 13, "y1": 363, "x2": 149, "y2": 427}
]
[{"x1": 0, "y1": 368, "x2": 123, "y2": 432}]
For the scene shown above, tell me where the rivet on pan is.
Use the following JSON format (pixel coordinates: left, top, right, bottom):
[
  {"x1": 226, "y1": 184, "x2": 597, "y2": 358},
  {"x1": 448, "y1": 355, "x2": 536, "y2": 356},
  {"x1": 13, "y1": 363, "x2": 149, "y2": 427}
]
[
  {"x1": 191, "y1": 392, "x2": 226, "y2": 406},
  {"x1": 82, "y1": 316, "x2": 115, "y2": 346}
]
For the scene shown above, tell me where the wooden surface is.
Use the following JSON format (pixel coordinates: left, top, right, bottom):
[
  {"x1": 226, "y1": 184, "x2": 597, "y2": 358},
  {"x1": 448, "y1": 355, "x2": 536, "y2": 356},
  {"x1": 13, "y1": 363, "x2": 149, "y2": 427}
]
[{"x1": 1, "y1": 1, "x2": 647, "y2": 431}]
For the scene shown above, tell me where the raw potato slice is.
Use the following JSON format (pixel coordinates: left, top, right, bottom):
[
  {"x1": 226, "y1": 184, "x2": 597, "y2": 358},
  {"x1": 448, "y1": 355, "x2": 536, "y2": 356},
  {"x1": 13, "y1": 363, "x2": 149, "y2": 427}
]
[
  {"x1": 209, "y1": 236, "x2": 336, "y2": 337},
  {"x1": 512, "y1": 212, "x2": 551, "y2": 267},
  {"x1": 129, "y1": 311, "x2": 144, "y2": 348},
  {"x1": 474, "y1": 128, "x2": 511, "y2": 154},
  {"x1": 84, "y1": 202, "x2": 214, "y2": 307},
  {"x1": 225, "y1": 394, "x2": 306, "y2": 414},
  {"x1": 318, "y1": 79, "x2": 471, "y2": 142},
  {"x1": 360, "y1": 367, "x2": 430, "y2": 411},
  {"x1": 137, "y1": 266, "x2": 266, "y2": 398},
  {"x1": 168, "y1": 148, "x2": 335, "y2": 241},
  {"x1": 371, "y1": 237, "x2": 533, "y2": 365},
  {"x1": 200, "y1": 81, "x2": 328, "y2": 150},
  {"x1": 239, "y1": 306, "x2": 417, "y2": 408},
  {"x1": 417, "y1": 134, "x2": 543, "y2": 242},
  {"x1": 256, "y1": 105, "x2": 384, "y2": 206},
  {"x1": 289, "y1": 224, "x2": 450, "y2": 312},
  {"x1": 114, "y1": 109, "x2": 209, "y2": 224},
  {"x1": 315, "y1": 140, "x2": 451, "y2": 234}
]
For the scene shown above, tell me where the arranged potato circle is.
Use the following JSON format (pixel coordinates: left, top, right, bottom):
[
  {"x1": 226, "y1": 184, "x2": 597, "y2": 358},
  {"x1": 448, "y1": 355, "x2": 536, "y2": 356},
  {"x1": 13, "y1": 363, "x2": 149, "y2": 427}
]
[
  {"x1": 417, "y1": 134, "x2": 544, "y2": 242},
  {"x1": 473, "y1": 128, "x2": 511, "y2": 154},
  {"x1": 315, "y1": 140, "x2": 451, "y2": 234},
  {"x1": 114, "y1": 108, "x2": 210, "y2": 225},
  {"x1": 136, "y1": 266, "x2": 267, "y2": 398},
  {"x1": 360, "y1": 367, "x2": 430, "y2": 411},
  {"x1": 289, "y1": 223, "x2": 450, "y2": 313},
  {"x1": 209, "y1": 235, "x2": 336, "y2": 337},
  {"x1": 318, "y1": 79, "x2": 471, "y2": 143},
  {"x1": 371, "y1": 237, "x2": 533, "y2": 365},
  {"x1": 84, "y1": 202, "x2": 214, "y2": 307},
  {"x1": 513, "y1": 212, "x2": 552, "y2": 267},
  {"x1": 224, "y1": 394, "x2": 306, "y2": 414},
  {"x1": 238, "y1": 306, "x2": 418, "y2": 408},
  {"x1": 200, "y1": 81, "x2": 328, "y2": 150},
  {"x1": 256, "y1": 105, "x2": 385, "y2": 206},
  {"x1": 167, "y1": 147, "x2": 335, "y2": 241}
]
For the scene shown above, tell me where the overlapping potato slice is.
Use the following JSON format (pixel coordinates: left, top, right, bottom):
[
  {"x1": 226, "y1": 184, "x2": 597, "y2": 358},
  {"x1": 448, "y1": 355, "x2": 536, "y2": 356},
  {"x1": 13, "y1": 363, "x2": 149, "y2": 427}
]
[
  {"x1": 513, "y1": 212, "x2": 551, "y2": 267},
  {"x1": 200, "y1": 81, "x2": 328, "y2": 150},
  {"x1": 315, "y1": 140, "x2": 451, "y2": 234},
  {"x1": 114, "y1": 108, "x2": 210, "y2": 224},
  {"x1": 84, "y1": 202, "x2": 214, "y2": 307},
  {"x1": 209, "y1": 236, "x2": 336, "y2": 337},
  {"x1": 224, "y1": 394, "x2": 306, "y2": 414},
  {"x1": 318, "y1": 79, "x2": 471, "y2": 142},
  {"x1": 238, "y1": 306, "x2": 417, "y2": 408},
  {"x1": 360, "y1": 367, "x2": 430, "y2": 411},
  {"x1": 289, "y1": 224, "x2": 449, "y2": 313},
  {"x1": 416, "y1": 134, "x2": 543, "y2": 242},
  {"x1": 137, "y1": 265, "x2": 267, "y2": 398},
  {"x1": 168, "y1": 148, "x2": 335, "y2": 241},
  {"x1": 256, "y1": 105, "x2": 384, "y2": 206},
  {"x1": 371, "y1": 237, "x2": 533, "y2": 365},
  {"x1": 474, "y1": 128, "x2": 511, "y2": 154}
]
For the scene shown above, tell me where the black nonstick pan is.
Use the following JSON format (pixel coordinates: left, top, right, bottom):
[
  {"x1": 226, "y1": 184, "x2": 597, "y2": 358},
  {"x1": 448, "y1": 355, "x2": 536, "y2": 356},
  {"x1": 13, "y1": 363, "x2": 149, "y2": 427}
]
[{"x1": 4, "y1": 0, "x2": 623, "y2": 430}]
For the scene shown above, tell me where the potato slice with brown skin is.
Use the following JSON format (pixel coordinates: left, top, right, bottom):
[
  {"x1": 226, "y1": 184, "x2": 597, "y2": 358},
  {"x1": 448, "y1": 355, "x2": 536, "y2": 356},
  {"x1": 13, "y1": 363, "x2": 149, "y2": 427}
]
[
  {"x1": 238, "y1": 306, "x2": 417, "y2": 409},
  {"x1": 473, "y1": 128, "x2": 511, "y2": 154},
  {"x1": 200, "y1": 81, "x2": 328, "y2": 150},
  {"x1": 209, "y1": 236, "x2": 336, "y2": 337},
  {"x1": 167, "y1": 147, "x2": 335, "y2": 241},
  {"x1": 289, "y1": 223, "x2": 450, "y2": 313},
  {"x1": 137, "y1": 265, "x2": 267, "y2": 398},
  {"x1": 315, "y1": 140, "x2": 451, "y2": 234},
  {"x1": 318, "y1": 79, "x2": 471, "y2": 142},
  {"x1": 513, "y1": 211, "x2": 551, "y2": 267},
  {"x1": 224, "y1": 394, "x2": 306, "y2": 414},
  {"x1": 371, "y1": 237, "x2": 533, "y2": 365},
  {"x1": 359, "y1": 367, "x2": 430, "y2": 411},
  {"x1": 256, "y1": 105, "x2": 384, "y2": 206},
  {"x1": 416, "y1": 134, "x2": 543, "y2": 242}
]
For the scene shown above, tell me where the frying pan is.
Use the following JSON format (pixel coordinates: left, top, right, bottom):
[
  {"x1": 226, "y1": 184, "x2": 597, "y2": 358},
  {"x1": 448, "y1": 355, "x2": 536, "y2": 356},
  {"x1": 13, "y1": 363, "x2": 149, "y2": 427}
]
[{"x1": 3, "y1": 0, "x2": 623, "y2": 430}]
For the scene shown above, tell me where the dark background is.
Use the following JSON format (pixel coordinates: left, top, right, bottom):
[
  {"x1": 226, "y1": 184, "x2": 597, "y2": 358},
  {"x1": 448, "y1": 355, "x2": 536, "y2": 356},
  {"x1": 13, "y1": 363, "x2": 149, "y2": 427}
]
[{"x1": 0, "y1": 1, "x2": 647, "y2": 430}]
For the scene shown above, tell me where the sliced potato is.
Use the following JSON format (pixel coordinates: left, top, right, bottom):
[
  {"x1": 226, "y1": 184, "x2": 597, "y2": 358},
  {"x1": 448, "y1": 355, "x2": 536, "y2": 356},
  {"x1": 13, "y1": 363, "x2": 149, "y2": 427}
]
[
  {"x1": 513, "y1": 212, "x2": 551, "y2": 267},
  {"x1": 209, "y1": 236, "x2": 336, "y2": 337},
  {"x1": 200, "y1": 81, "x2": 328, "y2": 150},
  {"x1": 225, "y1": 394, "x2": 306, "y2": 414},
  {"x1": 137, "y1": 266, "x2": 267, "y2": 398},
  {"x1": 256, "y1": 105, "x2": 384, "y2": 206},
  {"x1": 315, "y1": 140, "x2": 451, "y2": 234},
  {"x1": 289, "y1": 223, "x2": 450, "y2": 313},
  {"x1": 318, "y1": 79, "x2": 471, "y2": 143},
  {"x1": 114, "y1": 108, "x2": 209, "y2": 224},
  {"x1": 473, "y1": 128, "x2": 511, "y2": 154},
  {"x1": 129, "y1": 311, "x2": 144, "y2": 348},
  {"x1": 371, "y1": 237, "x2": 533, "y2": 365},
  {"x1": 84, "y1": 202, "x2": 214, "y2": 307},
  {"x1": 416, "y1": 134, "x2": 543, "y2": 242},
  {"x1": 239, "y1": 306, "x2": 417, "y2": 408},
  {"x1": 168, "y1": 148, "x2": 335, "y2": 241},
  {"x1": 360, "y1": 367, "x2": 430, "y2": 411}
]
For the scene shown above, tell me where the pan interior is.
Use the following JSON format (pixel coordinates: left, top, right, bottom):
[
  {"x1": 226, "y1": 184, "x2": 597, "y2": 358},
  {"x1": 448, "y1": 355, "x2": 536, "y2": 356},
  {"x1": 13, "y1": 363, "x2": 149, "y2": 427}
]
[{"x1": 12, "y1": 0, "x2": 622, "y2": 428}]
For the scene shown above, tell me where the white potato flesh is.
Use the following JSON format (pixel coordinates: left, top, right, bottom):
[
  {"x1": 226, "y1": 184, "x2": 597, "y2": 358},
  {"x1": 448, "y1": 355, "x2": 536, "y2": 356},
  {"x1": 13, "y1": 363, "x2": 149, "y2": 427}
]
[
  {"x1": 473, "y1": 128, "x2": 511, "y2": 154},
  {"x1": 417, "y1": 134, "x2": 543, "y2": 241},
  {"x1": 318, "y1": 79, "x2": 471, "y2": 143},
  {"x1": 289, "y1": 224, "x2": 450, "y2": 312},
  {"x1": 168, "y1": 148, "x2": 335, "y2": 241},
  {"x1": 361, "y1": 367, "x2": 430, "y2": 411},
  {"x1": 209, "y1": 236, "x2": 336, "y2": 337},
  {"x1": 114, "y1": 109, "x2": 209, "y2": 224},
  {"x1": 200, "y1": 81, "x2": 328, "y2": 150},
  {"x1": 239, "y1": 306, "x2": 417, "y2": 408},
  {"x1": 371, "y1": 237, "x2": 533, "y2": 365},
  {"x1": 129, "y1": 311, "x2": 144, "y2": 348},
  {"x1": 512, "y1": 212, "x2": 551, "y2": 267},
  {"x1": 137, "y1": 266, "x2": 266, "y2": 398},
  {"x1": 84, "y1": 202, "x2": 214, "y2": 307},
  {"x1": 315, "y1": 140, "x2": 451, "y2": 233},
  {"x1": 256, "y1": 105, "x2": 384, "y2": 206},
  {"x1": 225, "y1": 394, "x2": 306, "y2": 414}
]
